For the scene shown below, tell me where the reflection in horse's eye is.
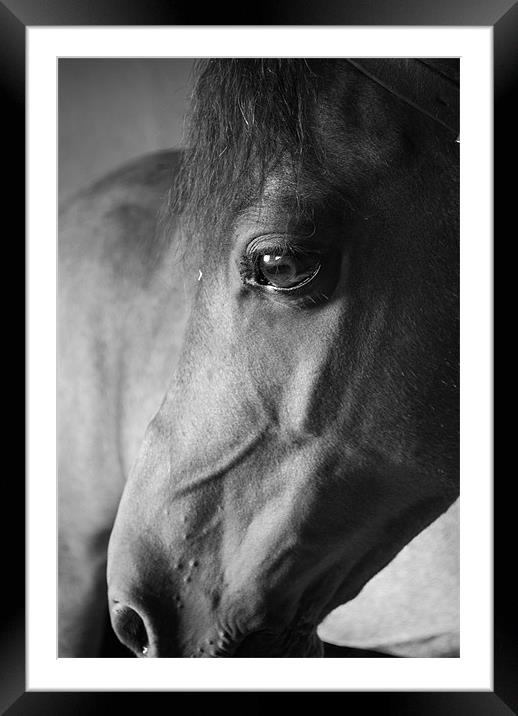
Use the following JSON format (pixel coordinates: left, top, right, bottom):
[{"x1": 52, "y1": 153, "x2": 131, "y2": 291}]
[{"x1": 254, "y1": 252, "x2": 321, "y2": 291}]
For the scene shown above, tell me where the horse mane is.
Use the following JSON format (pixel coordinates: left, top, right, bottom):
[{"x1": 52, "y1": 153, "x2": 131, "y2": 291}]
[{"x1": 169, "y1": 59, "x2": 338, "y2": 244}]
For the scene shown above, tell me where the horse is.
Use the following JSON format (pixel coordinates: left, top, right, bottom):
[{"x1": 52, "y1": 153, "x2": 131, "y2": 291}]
[{"x1": 58, "y1": 58, "x2": 460, "y2": 658}]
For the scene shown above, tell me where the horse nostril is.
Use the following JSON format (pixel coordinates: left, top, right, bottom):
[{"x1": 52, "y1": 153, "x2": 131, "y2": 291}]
[{"x1": 111, "y1": 604, "x2": 150, "y2": 657}]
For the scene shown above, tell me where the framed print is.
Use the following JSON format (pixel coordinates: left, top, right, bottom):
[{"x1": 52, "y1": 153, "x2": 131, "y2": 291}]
[{"x1": 12, "y1": 0, "x2": 503, "y2": 711}]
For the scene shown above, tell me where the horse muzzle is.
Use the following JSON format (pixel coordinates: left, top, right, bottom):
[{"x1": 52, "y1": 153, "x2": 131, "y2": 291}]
[{"x1": 109, "y1": 590, "x2": 323, "y2": 658}]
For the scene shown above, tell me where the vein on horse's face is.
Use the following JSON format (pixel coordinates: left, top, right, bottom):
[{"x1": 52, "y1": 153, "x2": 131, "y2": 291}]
[{"x1": 165, "y1": 427, "x2": 269, "y2": 499}]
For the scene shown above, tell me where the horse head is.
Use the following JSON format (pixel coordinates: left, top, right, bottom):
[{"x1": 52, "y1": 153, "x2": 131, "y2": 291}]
[{"x1": 107, "y1": 59, "x2": 459, "y2": 657}]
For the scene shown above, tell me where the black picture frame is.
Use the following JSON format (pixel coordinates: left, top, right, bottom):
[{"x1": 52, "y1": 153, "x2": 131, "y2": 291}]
[{"x1": 11, "y1": 0, "x2": 503, "y2": 712}]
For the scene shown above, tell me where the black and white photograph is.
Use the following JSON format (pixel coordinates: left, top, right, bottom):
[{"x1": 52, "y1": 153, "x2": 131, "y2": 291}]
[
  {"x1": 13, "y1": 10, "x2": 500, "y2": 709},
  {"x1": 58, "y1": 57, "x2": 460, "y2": 660}
]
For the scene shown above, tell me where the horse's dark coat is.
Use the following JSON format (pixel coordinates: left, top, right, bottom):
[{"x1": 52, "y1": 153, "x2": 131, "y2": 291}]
[
  {"x1": 173, "y1": 59, "x2": 458, "y2": 249},
  {"x1": 59, "y1": 59, "x2": 459, "y2": 659}
]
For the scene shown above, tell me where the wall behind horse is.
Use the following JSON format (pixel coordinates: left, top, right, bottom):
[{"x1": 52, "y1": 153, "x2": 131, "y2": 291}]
[{"x1": 58, "y1": 58, "x2": 195, "y2": 203}]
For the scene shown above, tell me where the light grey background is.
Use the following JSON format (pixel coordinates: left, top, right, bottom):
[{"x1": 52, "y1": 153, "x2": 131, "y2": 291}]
[{"x1": 58, "y1": 59, "x2": 195, "y2": 202}]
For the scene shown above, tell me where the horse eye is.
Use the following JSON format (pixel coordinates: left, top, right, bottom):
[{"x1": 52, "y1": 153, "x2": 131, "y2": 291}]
[{"x1": 255, "y1": 253, "x2": 321, "y2": 290}]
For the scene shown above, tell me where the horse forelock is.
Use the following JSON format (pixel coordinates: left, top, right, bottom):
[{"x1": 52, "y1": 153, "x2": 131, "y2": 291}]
[
  {"x1": 168, "y1": 58, "x2": 458, "y2": 260},
  {"x1": 169, "y1": 59, "x2": 339, "y2": 249}
]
